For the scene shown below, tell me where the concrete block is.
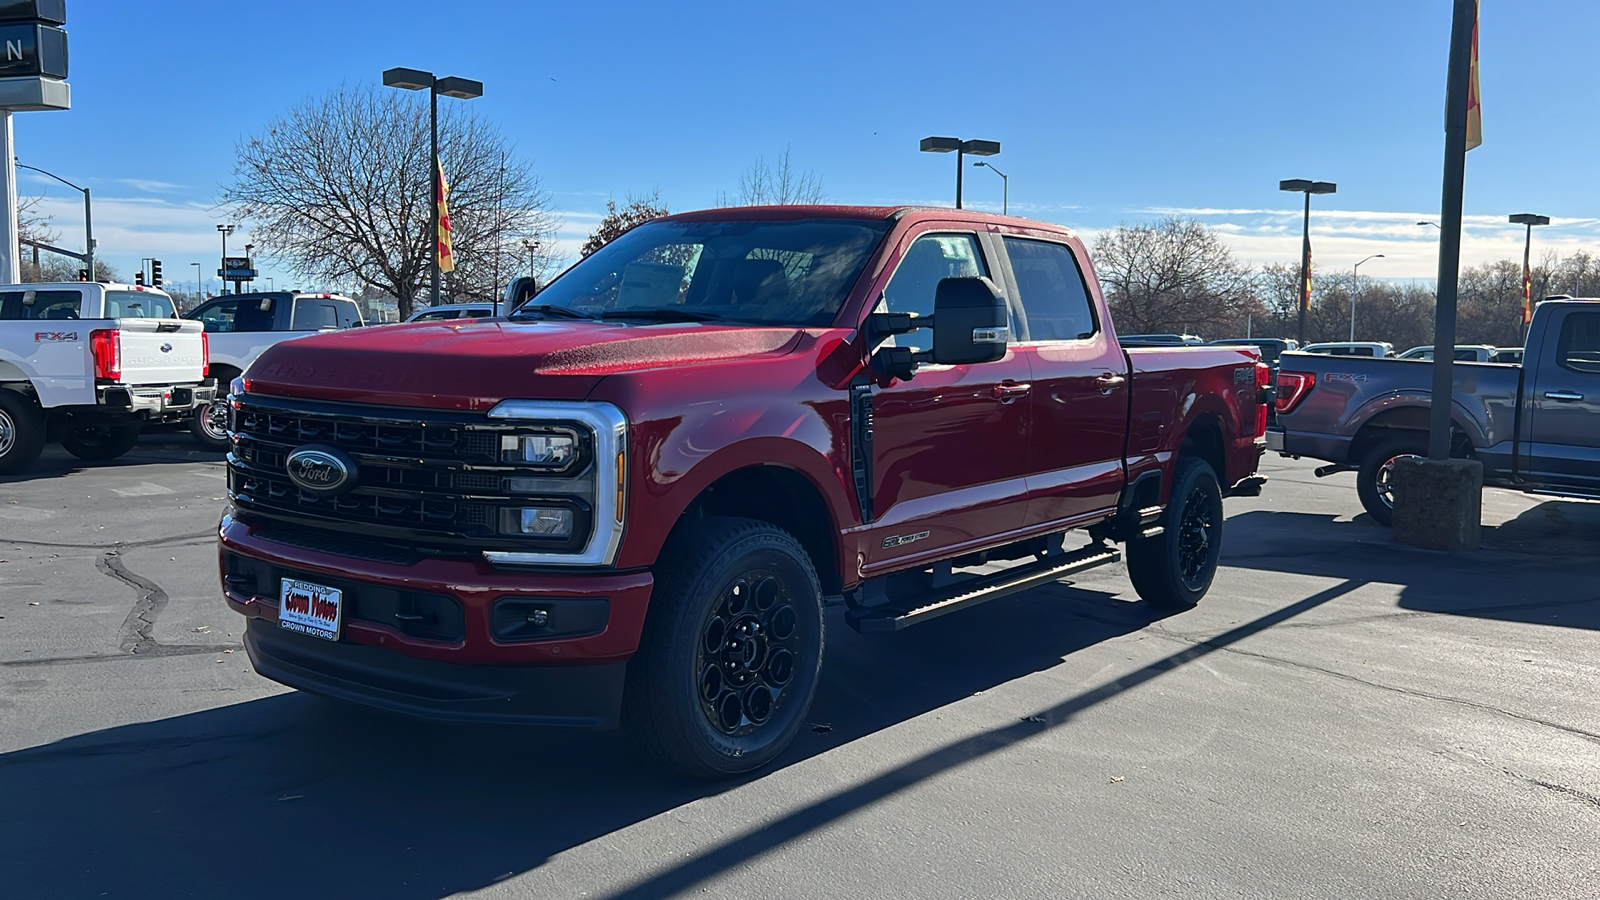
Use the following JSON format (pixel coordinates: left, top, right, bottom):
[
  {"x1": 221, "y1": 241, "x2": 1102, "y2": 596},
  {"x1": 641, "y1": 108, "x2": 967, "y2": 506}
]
[{"x1": 1391, "y1": 458, "x2": 1483, "y2": 551}]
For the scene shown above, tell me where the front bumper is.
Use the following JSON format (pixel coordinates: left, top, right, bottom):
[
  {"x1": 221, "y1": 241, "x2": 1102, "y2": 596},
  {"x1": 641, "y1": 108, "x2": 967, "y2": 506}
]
[{"x1": 219, "y1": 514, "x2": 654, "y2": 725}]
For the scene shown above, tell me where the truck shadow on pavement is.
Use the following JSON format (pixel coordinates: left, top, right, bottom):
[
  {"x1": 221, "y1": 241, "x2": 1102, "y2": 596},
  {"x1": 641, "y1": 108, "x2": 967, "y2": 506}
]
[
  {"x1": 1221, "y1": 506, "x2": 1600, "y2": 631},
  {"x1": 0, "y1": 581, "x2": 1174, "y2": 899}
]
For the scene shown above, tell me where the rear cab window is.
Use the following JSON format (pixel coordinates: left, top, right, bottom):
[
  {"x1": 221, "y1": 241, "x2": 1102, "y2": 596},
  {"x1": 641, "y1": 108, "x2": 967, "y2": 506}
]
[
  {"x1": 105, "y1": 291, "x2": 175, "y2": 319},
  {"x1": 1002, "y1": 237, "x2": 1098, "y2": 341}
]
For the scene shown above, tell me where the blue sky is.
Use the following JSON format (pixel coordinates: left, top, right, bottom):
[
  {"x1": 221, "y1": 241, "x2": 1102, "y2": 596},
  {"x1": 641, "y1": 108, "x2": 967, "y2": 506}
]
[{"x1": 15, "y1": 0, "x2": 1600, "y2": 293}]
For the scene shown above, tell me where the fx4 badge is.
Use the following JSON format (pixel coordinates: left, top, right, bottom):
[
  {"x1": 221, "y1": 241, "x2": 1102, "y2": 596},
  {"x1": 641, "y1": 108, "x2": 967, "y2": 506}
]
[
  {"x1": 881, "y1": 530, "x2": 930, "y2": 549},
  {"x1": 34, "y1": 332, "x2": 78, "y2": 342},
  {"x1": 1325, "y1": 372, "x2": 1368, "y2": 384}
]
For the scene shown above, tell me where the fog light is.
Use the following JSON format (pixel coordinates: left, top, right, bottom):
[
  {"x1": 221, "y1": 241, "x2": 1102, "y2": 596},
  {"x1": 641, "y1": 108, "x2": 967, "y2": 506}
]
[
  {"x1": 503, "y1": 434, "x2": 576, "y2": 467},
  {"x1": 517, "y1": 507, "x2": 573, "y2": 537}
]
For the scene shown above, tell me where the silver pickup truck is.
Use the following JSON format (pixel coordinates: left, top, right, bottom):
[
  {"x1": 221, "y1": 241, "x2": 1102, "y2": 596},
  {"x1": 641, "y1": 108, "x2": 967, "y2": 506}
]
[{"x1": 1268, "y1": 299, "x2": 1600, "y2": 524}]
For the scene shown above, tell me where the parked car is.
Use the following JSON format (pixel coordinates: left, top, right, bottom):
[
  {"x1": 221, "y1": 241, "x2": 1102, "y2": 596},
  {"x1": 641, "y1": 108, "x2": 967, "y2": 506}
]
[
  {"x1": 1269, "y1": 299, "x2": 1600, "y2": 524},
  {"x1": 405, "y1": 302, "x2": 500, "y2": 322},
  {"x1": 1209, "y1": 338, "x2": 1299, "y2": 366},
  {"x1": 1490, "y1": 347, "x2": 1523, "y2": 364},
  {"x1": 1396, "y1": 344, "x2": 1497, "y2": 362},
  {"x1": 219, "y1": 205, "x2": 1269, "y2": 778},
  {"x1": 0, "y1": 282, "x2": 212, "y2": 473},
  {"x1": 184, "y1": 291, "x2": 363, "y2": 449},
  {"x1": 1119, "y1": 333, "x2": 1205, "y2": 345},
  {"x1": 1300, "y1": 341, "x2": 1395, "y2": 357}
]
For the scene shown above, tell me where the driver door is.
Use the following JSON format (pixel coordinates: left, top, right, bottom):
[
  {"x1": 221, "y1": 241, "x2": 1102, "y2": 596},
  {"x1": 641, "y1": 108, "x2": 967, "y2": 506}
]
[{"x1": 861, "y1": 229, "x2": 1032, "y2": 574}]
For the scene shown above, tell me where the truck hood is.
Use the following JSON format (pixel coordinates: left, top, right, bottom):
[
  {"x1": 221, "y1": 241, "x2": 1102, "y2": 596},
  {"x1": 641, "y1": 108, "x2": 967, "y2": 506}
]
[{"x1": 244, "y1": 318, "x2": 803, "y2": 410}]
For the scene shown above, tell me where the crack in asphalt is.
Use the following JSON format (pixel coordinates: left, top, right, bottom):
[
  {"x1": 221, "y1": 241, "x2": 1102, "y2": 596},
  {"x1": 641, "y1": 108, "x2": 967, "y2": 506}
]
[
  {"x1": 1, "y1": 551, "x2": 239, "y2": 668},
  {"x1": 1524, "y1": 776, "x2": 1600, "y2": 811},
  {"x1": 1145, "y1": 626, "x2": 1600, "y2": 747}
]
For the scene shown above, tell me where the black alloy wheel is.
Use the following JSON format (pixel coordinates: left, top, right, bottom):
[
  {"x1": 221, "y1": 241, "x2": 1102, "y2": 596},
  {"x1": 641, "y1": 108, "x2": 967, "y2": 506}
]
[
  {"x1": 623, "y1": 517, "x2": 824, "y2": 779},
  {"x1": 1126, "y1": 456, "x2": 1224, "y2": 609},
  {"x1": 1356, "y1": 436, "x2": 1428, "y2": 527},
  {"x1": 60, "y1": 422, "x2": 142, "y2": 462}
]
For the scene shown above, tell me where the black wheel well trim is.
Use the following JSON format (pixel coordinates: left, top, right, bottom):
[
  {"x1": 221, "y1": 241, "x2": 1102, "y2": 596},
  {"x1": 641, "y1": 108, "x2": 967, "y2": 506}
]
[
  {"x1": 1179, "y1": 413, "x2": 1226, "y2": 483},
  {"x1": 676, "y1": 464, "x2": 843, "y2": 594},
  {"x1": 1350, "y1": 408, "x2": 1477, "y2": 460}
]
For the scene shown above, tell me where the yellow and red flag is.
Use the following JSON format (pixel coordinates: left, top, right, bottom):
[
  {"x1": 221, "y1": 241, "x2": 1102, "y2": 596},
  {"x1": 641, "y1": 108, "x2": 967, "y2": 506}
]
[
  {"x1": 436, "y1": 159, "x2": 456, "y2": 274},
  {"x1": 1465, "y1": 0, "x2": 1482, "y2": 150},
  {"x1": 1302, "y1": 243, "x2": 1314, "y2": 312},
  {"x1": 1523, "y1": 265, "x2": 1533, "y2": 325}
]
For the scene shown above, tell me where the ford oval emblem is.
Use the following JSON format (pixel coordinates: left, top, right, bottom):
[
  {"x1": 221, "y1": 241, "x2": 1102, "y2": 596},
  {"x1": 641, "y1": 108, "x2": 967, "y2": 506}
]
[
  {"x1": 160, "y1": 343, "x2": 173, "y2": 353},
  {"x1": 285, "y1": 445, "x2": 356, "y2": 495}
]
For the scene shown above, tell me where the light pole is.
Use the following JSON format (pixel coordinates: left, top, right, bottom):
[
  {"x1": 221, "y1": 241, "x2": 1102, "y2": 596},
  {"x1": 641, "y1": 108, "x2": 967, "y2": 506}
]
[
  {"x1": 1417, "y1": 220, "x2": 1441, "y2": 230},
  {"x1": 191, "y1": 262, "x2": 201, "y2": 299},
  {"x1": 1510, "y1": 213, "x2": 1550, "y2": 341},
  {"x1": 972, "y1": 161, "x2": 1008, "y2": 215},
  {"x1": 920, "y1": 136, "x2": 1000, "y2": 209},
  {"x1": 16, "y1": 160, "x2": 93, "y2": 278},
  {"x1": 1351, "y1": 253, "x2": 1384, "y2": 341},
  {"x1": 216, "y1": 224, "x2": 235, "y2": 294},
  {"x1": 382, "y1": 67, "x2": 484, "y2": 307},
  {"x1": 1279, "y1": 179, "x2": 1337, "y2": 344},
  {"x1": 266, "y1": 277, "x2": 275, "y2": 292}
]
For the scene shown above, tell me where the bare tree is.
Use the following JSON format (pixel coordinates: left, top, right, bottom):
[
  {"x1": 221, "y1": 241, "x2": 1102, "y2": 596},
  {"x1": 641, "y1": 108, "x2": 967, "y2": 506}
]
[
  {"x1": 222, "y1": 84, "x2": 560, "y2": 319},
  {"x1": 1091, "y1": 217, "x2": 1257, "y2": 336},
  {"x1": 581, "y1": 191, "x2": 670, "y2": 258},
  {"x1": 722, "y1": 146, "x2": 825, "y2": 206}
]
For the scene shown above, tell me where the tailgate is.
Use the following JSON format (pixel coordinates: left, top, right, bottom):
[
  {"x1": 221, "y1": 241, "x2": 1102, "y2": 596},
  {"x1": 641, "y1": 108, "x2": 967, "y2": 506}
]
[{"x1": 107, "y1": 318, "x2": 207, "y2": 385}]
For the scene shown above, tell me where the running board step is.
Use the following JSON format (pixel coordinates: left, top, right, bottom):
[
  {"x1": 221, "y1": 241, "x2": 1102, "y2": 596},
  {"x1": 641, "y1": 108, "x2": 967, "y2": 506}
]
[{"x1": 846, "y1": 544, "x2": 1122, "y2": 633}]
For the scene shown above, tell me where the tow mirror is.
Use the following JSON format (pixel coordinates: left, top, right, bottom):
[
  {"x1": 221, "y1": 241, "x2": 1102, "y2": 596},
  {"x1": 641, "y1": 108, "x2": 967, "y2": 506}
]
[
  {"x1": 20, "y1": 290, "x2": 35, "y2": 306},
  {"x1": 868, "y1": 276, "x2": 1010, "y2": 380},
  {"x1": 932, "y1": 276, "x2": 1009, "y2": 365},
  {"x1": 504, "y1": 276, "x2": 538, "y2": 312}
]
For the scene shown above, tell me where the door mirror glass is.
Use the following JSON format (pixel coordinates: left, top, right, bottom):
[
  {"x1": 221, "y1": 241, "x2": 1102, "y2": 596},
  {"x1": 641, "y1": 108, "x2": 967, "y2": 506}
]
[{"x1": 931, "y1": 276, "x2": 1009, "y2": 366}]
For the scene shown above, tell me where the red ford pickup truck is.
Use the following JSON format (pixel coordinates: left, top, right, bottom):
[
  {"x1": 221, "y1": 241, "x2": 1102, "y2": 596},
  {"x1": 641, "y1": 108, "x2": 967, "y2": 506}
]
[{"x1": 219, "y1": 206, "x2": 1268, "y2": 777}]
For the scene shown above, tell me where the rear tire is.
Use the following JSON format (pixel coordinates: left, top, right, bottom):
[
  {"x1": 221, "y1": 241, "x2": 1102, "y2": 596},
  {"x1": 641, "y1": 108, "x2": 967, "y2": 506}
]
[
  {"x1": 190, "y1": 396, "x2": 231, "y2": 451},
  {"x1": 61, "y1": 422, "x2": 142, "y2": 461},
  {"x1": 1356, "y1": 435, "x2": 1426, "y2": 527},
  {"x1": 1126, "y1": 457, "x2": 1223, "y2": 609},
  {"x1": 0, "y1": 390, "x2": 45, "y2": 475},
  {"x1": 623, "y1": 517, "x2": 825, "y2": 779}
]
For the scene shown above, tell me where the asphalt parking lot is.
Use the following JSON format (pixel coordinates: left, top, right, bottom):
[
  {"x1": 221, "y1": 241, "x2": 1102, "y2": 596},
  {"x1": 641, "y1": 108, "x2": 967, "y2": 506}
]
[{"x1": 2, "y1": 438, "x2": 1598, "y2": 899}]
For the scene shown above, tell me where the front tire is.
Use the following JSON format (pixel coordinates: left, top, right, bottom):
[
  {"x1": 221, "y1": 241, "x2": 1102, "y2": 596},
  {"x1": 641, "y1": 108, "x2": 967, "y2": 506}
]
[
  {"x1": 1356, "y1": 436, "x2": 1426, "y2": 527},
  {"x1": 623, "y1": 517, "x2": 825, "y2": 779},
  {"x1": 190, "y1": 396, "x2": 231, "y2": 451},
  {"x1": 0, "y1": 390, "x2": 45, "y2": 475},
  {"x1": 1126, "y1": 456, "x2": 1224, "y2": 609},
  {"x1": 61, "y1": 422, "x2": 142, "y2": 461}
]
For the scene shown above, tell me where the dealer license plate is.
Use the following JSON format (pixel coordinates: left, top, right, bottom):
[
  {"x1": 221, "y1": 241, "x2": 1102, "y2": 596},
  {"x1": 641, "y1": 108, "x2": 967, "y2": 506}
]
[{"x1": 278, "y1": 578, "x2": 344, "y2": 641}]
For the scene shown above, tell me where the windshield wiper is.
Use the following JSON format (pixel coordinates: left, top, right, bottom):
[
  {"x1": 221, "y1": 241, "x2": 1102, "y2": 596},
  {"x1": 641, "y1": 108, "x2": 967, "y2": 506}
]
[
  {"x1": 597, "y1": 308, "x2": 724, "y2": 323},
  {"x1": 508, "y1": 304, "x2": 598, "y2": 321}
]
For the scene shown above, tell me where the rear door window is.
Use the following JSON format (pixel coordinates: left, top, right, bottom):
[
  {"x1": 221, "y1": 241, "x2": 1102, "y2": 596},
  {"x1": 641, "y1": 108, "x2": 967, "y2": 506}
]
[
  {"x1": 1002, "y1": 237, "x2": 1097, "y2": 341},
  {"x1": 192, "y1": 299, "x2": 238, "y2": 332},
  {"x1": 8, "y1": 290, "x2": 83, "y2": 320}
]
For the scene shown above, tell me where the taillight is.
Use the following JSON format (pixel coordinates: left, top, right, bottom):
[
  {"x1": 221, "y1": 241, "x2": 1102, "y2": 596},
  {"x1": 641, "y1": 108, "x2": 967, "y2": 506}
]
[
  {"x1": 1275, "y1": 371, "x2": 1316, "y2": 414},
  {"x1": 201, "y1": 332, "x2": 210, "y2": 378},
  {"x1": 1254, "y1": 361, "x2": 1271, "y2": 436},
  {"x1": 90, "y1": 329, "x2": 121, "y2": 381}
]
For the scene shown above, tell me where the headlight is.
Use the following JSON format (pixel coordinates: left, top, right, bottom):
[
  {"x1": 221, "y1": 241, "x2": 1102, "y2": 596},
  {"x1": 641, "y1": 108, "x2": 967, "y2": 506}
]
[
  {"x1": 501, "y1": 432, "x2": 578, "y2": 468},
  {"x1": 500, "y1": 506, "x2": 575, "y2": 538}
]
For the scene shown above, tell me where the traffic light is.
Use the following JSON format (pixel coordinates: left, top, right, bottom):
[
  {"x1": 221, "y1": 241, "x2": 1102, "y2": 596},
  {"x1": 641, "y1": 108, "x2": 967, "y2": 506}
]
[
  {"x1": 150, "y1": 259, "x2": 163, "y2": 287},
  {"x1": 135, "y1": 271, "x2": 145, "y2": 286},
  {"x1": 77, "y1": 269, "x2": 89, "y2": 281}
]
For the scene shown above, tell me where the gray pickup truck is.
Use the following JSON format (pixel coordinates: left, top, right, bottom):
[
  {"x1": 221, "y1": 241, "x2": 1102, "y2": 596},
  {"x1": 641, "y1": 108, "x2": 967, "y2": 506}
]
[{"x1": 1268, "y1": 299, "x2": 1600, "y2": 524}]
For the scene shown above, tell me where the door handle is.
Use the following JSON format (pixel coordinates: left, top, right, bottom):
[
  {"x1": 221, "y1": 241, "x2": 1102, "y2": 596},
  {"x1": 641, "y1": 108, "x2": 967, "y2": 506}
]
[
  {"x1": 992, "y1": 381, "x2": 1032, "y2": 401},
  {"x1": 1095, "y1": 372, "x2": 1127, "y2": 394},
  {"x1": 1544, "y1": 390, "x2": 1585, "y2": 402}
]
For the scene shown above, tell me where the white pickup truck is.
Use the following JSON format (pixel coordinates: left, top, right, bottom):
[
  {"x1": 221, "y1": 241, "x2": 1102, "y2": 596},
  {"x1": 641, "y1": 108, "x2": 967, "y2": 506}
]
[
  {"x1": 184, "y1": 291, "x2": 363, "y2": 449},
  {"x1": 0, "y1": 282, "x2": 213, "y2": 473}
]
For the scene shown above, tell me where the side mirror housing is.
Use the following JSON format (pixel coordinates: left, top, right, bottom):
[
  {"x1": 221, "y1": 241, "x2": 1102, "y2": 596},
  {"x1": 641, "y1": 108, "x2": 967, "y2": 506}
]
[
  {"x1": 504, "y1": 276, "x2": 538, "y2": 312},
  {"x1": 930, "y1": 276, "x2": 1009, "y2": 366}
]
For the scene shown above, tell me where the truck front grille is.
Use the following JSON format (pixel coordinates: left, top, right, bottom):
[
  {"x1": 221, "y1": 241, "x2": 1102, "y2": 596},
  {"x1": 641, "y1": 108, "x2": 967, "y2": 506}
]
[{"x1": 227, "y1": 394, "x2": 591, "y2": 551}]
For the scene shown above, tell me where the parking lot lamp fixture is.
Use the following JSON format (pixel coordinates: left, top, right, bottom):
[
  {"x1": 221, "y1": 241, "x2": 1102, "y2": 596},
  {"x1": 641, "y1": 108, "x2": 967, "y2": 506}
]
[
  {"x1": 1351, "y1": 254, "x2": 1384, "y2": 341},
  {"x1": 921, "y1": 136, "x2": 1000, "y2": 209},
  {"x1": 16, "y1": 160, "x2": 93, "y2": 279},
  {"x1": 973, "y1": 161, "x2": 1008, "y2": 215},
  {"x1": 1279, "y1": 178, "x2": 1337, "y2": 344},
  {"x1": 383, "y1": 67, "x2": 484, "y2": 306}
]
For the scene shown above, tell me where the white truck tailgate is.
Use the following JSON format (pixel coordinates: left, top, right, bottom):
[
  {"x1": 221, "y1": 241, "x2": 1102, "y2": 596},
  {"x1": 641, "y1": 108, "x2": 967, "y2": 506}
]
[{"x1": 110, "y1": 318, "x2": 207, "y2": 385}]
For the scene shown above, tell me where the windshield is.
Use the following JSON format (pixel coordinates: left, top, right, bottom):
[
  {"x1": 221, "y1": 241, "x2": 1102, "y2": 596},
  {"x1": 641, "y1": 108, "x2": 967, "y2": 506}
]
[{"x1": 520, "y1": 217, "x2": 891, "y2": 327}]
